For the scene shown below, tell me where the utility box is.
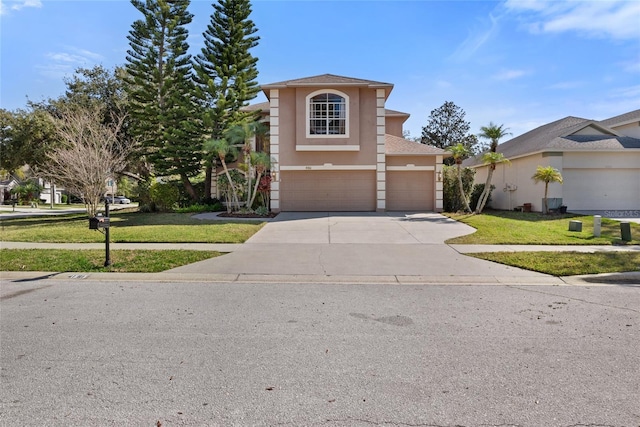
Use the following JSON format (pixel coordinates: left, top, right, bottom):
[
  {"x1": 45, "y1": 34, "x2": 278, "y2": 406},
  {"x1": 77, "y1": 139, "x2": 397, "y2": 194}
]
[
  {"x1": 620, "y1": 222, "x2": 632, "y2": 241},
  {"x1": 569, "y1": 220, "x2": 582, "y2": 232}
]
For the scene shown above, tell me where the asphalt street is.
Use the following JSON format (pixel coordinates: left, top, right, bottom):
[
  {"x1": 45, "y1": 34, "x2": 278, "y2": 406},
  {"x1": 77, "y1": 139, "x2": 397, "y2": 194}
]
[{"x1": 1, "y1": 278, "x2": 638, "y2": 427}]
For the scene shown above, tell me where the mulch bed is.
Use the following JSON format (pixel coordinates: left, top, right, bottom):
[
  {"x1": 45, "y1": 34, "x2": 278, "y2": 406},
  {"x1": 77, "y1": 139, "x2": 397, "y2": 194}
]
[{"x1": 217, "y1": 212, "x2": 279, "y2": 219}]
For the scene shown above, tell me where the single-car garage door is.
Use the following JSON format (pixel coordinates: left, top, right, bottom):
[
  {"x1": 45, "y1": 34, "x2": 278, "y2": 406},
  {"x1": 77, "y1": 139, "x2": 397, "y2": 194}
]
[
  {"x1": 386, "y1": 170, "x2": 434, "y2": 211},
  {"x1": 280, "y1": 170, "x2": 376, "y2": 211}
]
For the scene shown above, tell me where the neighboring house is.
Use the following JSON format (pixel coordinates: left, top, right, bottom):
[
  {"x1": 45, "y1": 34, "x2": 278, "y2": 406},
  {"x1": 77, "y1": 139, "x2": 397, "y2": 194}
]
[
  {"x1": 234, "y1": 74, "x2": 448, "y2": 212},
  {"x1": 464, "y1": 109, "x2": 640, "y2": 215},
  {"x1": 0, "y1": 176, "x2": 19, "y2": 204}
]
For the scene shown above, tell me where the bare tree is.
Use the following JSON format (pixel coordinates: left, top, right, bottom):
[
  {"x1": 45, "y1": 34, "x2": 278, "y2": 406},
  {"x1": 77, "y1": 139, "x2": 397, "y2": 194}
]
[{"x1": 39, "y1": 106, "x2": 134, "y2": 217}]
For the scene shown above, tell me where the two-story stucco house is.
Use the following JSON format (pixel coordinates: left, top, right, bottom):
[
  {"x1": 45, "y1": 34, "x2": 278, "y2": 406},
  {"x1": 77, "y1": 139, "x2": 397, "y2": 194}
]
[{"x1": 241, "y1": 74, "x2": 447, "y2": 213}]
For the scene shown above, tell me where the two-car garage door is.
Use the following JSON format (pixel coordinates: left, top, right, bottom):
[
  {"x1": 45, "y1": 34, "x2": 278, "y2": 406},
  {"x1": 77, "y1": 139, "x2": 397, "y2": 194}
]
[
  {"x1": 279, "y1": 170, "x2": 434, "y2": 212},
  {"x1": 280, "y1": 170, "x2": 376, "y2": 211}
]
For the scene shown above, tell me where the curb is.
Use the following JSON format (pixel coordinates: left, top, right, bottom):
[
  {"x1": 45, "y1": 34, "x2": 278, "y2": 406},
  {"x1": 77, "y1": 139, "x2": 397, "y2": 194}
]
[{"x1": 2, "y1": 271, "x2": 637, "y2": 286}]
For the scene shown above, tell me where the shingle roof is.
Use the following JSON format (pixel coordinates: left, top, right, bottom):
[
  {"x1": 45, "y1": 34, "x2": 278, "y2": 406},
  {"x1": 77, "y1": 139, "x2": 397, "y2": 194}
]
[
  {"x1": 242, "y1": 101, "x2": 270, "y2": 112},
  {"x1": 262, "y1": 73, "x2": 393, "y2": 88},
  {"x1": 463, "y1": 115, "x2": 640, "y2": 166},
  {"x1": 600, "y1": 109, "x2": 640, "y2": 128},
  {"x1": 385, "y1": 134, "x2": 449, "y2": 156},
  {"x1": 384, "y1": 109, "x2": 410, "y2": 118}
]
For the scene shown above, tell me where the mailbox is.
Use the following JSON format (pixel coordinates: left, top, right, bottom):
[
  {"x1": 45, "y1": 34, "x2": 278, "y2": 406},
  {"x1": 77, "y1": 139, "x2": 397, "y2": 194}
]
[{"x1": 89, "y1": 217, "x2": 110, "y2": 229}]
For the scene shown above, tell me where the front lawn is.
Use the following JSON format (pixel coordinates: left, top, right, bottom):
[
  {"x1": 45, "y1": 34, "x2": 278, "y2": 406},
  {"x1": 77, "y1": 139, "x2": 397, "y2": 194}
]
[
  {"x1": 0, "y1": 211, "x2": 264, "y2": 243},
  {"x1": 445, "y1": 210, "x2": 640, "y2": 245},
  {"x1": 469, "y1": 251, "x2": 640, "y2": 276},
  {"x1": 0, "y1": 249, "x2": 221, "y2": 273}
]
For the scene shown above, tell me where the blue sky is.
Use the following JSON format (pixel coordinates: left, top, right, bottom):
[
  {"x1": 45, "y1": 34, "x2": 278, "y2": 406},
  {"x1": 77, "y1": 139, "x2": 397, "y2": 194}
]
[{"x1": 1, "y1": 0, "x2": 639, "y2": 139}]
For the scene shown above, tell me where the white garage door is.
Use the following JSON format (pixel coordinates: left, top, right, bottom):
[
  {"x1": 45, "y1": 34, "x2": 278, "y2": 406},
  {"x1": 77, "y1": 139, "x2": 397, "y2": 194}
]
[
  {"x1": 563, "y1": 169, "x2": 640, "y2": 210},
  {"x1": 386, "y1": 171, "x2": 434, "y2": 211},
  {"x1": 280, "y1": 170, "x2": 376, "y2": 211}
]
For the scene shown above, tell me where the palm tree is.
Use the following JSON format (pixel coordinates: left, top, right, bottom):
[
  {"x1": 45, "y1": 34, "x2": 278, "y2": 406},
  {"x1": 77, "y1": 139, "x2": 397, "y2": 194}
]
[
  {"x1": 532, "y1": 166, "x2": 563, "y2": 214},
  {"x1": 447, "y1": 143, "x2": 472, "y2": 212},
  {"x1": 204, "y1": 138, "x2": 239, "y2": 212},
  {"x1": 475, "y1": 152, "x2": 510, "y2": 213},
  {"x1": 247, "y1": 151, "x2": 271, "y2": 209},
  {"x1": 224, "y1": 121, "x2": 267, "y2": 209},
  {"x1": 478, "y1": 122, "x2": 511, "y2": 152},
  {"x1": 474, "y1": 122, "x2": 511, "y2": 214}
]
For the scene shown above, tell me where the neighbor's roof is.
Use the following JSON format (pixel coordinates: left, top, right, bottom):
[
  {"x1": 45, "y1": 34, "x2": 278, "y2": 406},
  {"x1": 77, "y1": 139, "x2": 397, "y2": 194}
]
[
  {"x1": 600, "y1": 109, "x2": 640, "y2": 128},
  {"x1": 261, "y1": 74, "x2": 394, "y2": 99},
  {"x1": 464, "y1": 115, "x2": 640, "y2": 166},
  {"x1": 385, "y1": 134, "x2": 450, "y2": 156}
]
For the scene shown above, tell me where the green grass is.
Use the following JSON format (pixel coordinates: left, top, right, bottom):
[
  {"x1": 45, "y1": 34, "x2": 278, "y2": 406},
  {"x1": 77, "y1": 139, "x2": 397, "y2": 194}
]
[
  {"x1": 0, "y1": 249, "x2": 221, "y2": 273},
  {"x1": 445, "y1": 210, "x2": 640, "y2": 245},
  {"x1": 469, "y1": 251, "x2": 640, "y2": 276},
  {"x1": 0, "y1": 211, "x2": 264, "y2": 243}
]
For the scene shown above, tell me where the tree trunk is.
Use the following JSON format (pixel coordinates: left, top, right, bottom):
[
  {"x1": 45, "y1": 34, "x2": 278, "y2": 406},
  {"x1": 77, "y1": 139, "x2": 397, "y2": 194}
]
[
  {"x1": 475, "y1": 166, "x2": 494, "y2": 214},
  {"x1": 457, "y1": 163, "x2": 471, "y2": 212},
  {"x1": 543, "y1": 182, "x2": 549, "y2": 214},
  {"x1": 180, "y1": 174, "x2": 198, "y2": 201},
  {"x1": 220, "y1": 158, "x2": 240, "y2": 212},
  {"x1": 204, "y1": 164, "x2": 213, "y2": 200}
]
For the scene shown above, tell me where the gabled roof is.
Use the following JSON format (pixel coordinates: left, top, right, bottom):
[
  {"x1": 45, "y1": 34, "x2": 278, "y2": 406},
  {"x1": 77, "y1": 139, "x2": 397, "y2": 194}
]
[
  {"x1": 464, "y1": 115, "x2": 640, "y2": 166},
  {"x1": 385, "y1": 134, "x2": 450, "y2": 156},
  {"x1": 261, "y1": 73, "x2": 394, "y2": 99},
  {"x1": 600, "y1": 109, "x2": 640, "y2": 128}
]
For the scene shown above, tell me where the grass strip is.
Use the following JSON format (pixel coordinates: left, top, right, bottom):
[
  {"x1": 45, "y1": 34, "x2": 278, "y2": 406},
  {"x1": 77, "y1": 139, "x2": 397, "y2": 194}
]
[
  {"x1": 0, "y1": 211, "x2": 264, "y2": 243},
  {"x1": 446, "y1": 211, "x2": 639, "y2": 245},
  {"x1": 469, "y1": 251, "x2": 640, "y2": 276},
  {"x1": 0, "y1": 249, "x2": 222, "y2": 273}
]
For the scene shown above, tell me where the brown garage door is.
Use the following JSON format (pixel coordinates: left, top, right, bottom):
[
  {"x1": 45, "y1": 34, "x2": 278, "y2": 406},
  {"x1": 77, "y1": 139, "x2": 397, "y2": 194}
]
[
  {"x1": 280, "y1": 170, "x2": 376, "y2": 211},
  {"x1": 386, "y1": 170, "x2": 434, "y2": 211}
]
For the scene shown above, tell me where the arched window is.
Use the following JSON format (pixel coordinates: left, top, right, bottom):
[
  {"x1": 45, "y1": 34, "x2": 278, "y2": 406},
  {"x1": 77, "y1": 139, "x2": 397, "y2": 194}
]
[{"x1": 307, "y1": 90, "x2": 348, "y2": 137}]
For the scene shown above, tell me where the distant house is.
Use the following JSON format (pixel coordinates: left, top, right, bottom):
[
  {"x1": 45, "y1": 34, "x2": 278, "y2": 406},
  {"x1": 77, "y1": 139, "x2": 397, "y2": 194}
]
[
  {"x1": 0, "y1": 176, "x2": 19, "y2": 204},
  {"x1": 227, "y1": 74, "x2": 448, "y2": 212},
  {"x1": 464, "y1": 109, "x2": 640, "y2": 215}
]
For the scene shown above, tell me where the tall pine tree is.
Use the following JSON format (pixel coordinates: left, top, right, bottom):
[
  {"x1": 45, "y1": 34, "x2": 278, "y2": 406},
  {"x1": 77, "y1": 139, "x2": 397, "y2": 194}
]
[
  {"x1": 194, "y1": 0, "x2": 260, "y2": 198},
  {"x1": 124, "y1": 0, "x2": 202, "y2": 201}
]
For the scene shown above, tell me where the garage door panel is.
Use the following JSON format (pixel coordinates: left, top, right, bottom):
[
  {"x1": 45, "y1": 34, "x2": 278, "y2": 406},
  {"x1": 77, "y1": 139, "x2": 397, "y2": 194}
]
[
  {"x1": 387, "y1": 171, "x2": 434, "y2": 211},
  {"x1": 564, "y1": 169, "x2": 640, "y2": 210},
  {"x1": 281, "y1": 171, "x2": 375, "y2": 211}
]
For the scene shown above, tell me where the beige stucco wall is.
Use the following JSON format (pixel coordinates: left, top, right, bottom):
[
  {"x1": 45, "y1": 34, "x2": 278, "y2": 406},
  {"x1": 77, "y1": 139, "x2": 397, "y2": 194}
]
[
  {"x1": 276, "y1": 87, "x2": 377, "y2": 167},
  {"x1": 385, "y1": 116, "x2": 405, "y2": 137},
  {"x1": 474, "y1": 153, "x2": 562, "y2": 212},
  {"x1": 386, "y1": 156, "x2": 436, "y2": 167},
  {"x1": 611, "y1": 122, "x2": 640, "y2": 138}
]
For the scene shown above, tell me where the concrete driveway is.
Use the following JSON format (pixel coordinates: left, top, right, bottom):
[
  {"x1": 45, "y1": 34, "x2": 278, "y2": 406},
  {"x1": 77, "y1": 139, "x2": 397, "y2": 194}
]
[{"x1": 168, "y1": 212, "x2": 554, "y2": 282}]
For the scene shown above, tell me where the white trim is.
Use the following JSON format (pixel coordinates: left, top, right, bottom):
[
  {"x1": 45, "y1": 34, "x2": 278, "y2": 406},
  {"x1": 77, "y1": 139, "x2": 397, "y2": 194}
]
[
  {"x1": 296, "y1": 145, "x2": 360, "y2": 152},
  {"x1": 386, "y1": 165, "x2": 435, "y2": 171},
  {"x1": 281, "y1": 165, "x2": 376, "y2": 171},
  {"x1": 306, "y1": 89, "x2": 350, "y2": 139}
]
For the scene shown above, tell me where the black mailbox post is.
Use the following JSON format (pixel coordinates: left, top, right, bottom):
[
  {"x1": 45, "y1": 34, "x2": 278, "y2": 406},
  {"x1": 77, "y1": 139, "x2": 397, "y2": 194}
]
[{"x1": 88, "y1": 200, "x2": 111, "y2": 266}]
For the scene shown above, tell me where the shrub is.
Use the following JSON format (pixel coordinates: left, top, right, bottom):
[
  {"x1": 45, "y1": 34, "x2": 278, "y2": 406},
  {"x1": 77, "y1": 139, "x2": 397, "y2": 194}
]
[
  {"x1": 471, "y1": 183, "x2": 495, "y2": 211},
  {"x1": 149, "y1": 181, "x2": 180, "y2": 212},
  {"x1": 443, "y1": 165, "x2": 475, "y2": 212}
]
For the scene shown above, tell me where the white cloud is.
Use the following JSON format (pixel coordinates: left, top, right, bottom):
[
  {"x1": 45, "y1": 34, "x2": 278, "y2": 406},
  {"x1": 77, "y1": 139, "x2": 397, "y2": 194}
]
[
  {"x1": 548, "y1": 81, "x2": 585, "y2": 90},
  {"x1": 493, "y1": 69, "x2": 529, "y2": 80},
  {"x1": 450, "y1": 13, "x2": 501, "y2": 62},
  {"x1": 504, "y1": 0, "x2": 640, "y2": 40},
  {"x1": 37, "y1": 47, "x2": 104, "y2": 79},
  {"x1": 0, "y1": 0, "x2": 42, "y2": 14}
]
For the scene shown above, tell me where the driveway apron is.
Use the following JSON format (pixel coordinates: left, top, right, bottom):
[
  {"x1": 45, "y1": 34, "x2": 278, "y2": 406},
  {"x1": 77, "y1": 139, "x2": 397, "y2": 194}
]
[{"x1": 167, "y1": 212, "x2": 550, "y2": 279}]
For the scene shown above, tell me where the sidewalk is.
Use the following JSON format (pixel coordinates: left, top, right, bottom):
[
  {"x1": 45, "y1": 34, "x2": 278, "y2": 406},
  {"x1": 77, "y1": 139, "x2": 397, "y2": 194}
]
[{"x1": 2, "y1": 241, "x2": 638, "y2": 285}]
